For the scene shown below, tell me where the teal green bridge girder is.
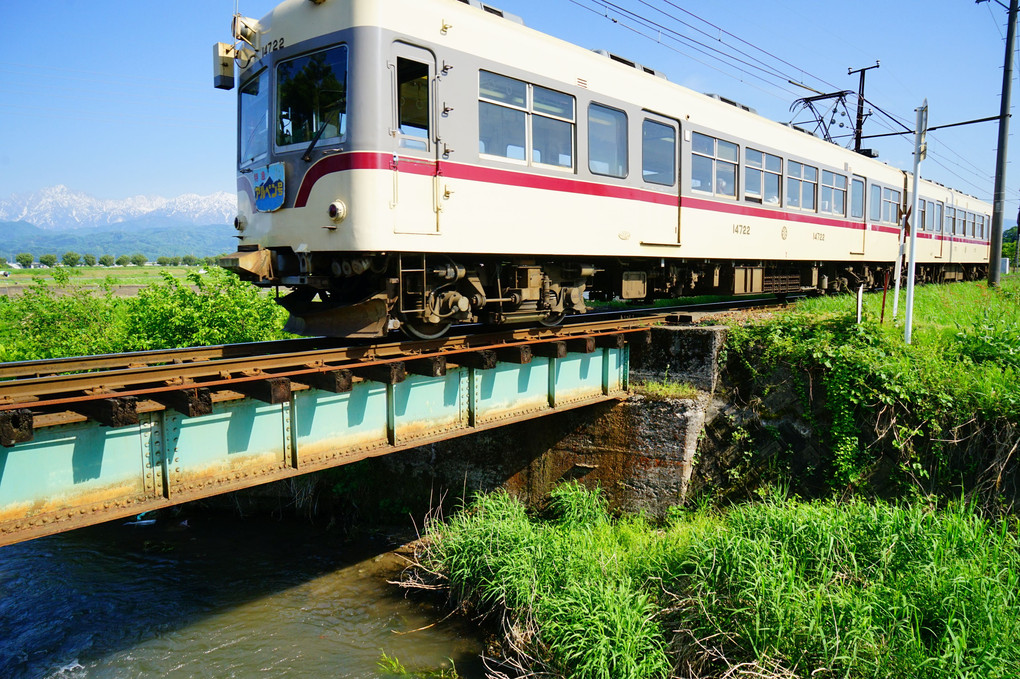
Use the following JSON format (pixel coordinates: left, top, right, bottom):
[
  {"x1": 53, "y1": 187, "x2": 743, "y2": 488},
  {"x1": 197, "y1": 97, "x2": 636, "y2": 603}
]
[{"x1": 0, "y1": 346, "x2": 629, "y2": 547}]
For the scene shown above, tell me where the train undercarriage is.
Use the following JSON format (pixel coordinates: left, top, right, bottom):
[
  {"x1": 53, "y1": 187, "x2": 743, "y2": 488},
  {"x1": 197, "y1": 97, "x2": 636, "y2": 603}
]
[{"x1": 223, "y1": 246, "x2": 988, "y2": 338}]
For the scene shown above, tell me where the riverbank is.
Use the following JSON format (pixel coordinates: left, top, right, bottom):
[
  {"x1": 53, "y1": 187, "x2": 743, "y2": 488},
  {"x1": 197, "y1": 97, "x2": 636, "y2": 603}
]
[
  {"x1": 416, "y1": 483, "x2": 1020, "y2": 678},
  {"x1": 409, "y1": 278, "x2": 1020, "y2": 678}
]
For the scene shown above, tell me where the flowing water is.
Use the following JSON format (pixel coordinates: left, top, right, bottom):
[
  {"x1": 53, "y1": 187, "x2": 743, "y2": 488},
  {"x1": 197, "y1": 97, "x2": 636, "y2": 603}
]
[{"x1": 0, "y1": 514, "x2": 485, "y2": 678}]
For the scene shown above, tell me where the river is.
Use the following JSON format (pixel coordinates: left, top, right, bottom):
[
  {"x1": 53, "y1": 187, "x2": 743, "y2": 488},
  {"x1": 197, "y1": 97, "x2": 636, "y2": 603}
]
[{"x1": 0, "y1": 513, "x2": 486, "y2": 678}]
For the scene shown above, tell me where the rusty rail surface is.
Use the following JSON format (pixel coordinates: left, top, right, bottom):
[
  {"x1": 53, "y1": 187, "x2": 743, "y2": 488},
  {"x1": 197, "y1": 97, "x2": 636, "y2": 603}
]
[{"x1": 0, "y1": 318, "x2": 660, "y2": 442}]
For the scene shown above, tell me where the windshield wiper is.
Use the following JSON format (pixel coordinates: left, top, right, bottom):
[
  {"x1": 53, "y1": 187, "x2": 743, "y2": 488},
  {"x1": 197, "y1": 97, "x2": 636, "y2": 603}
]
[{"x1": 301, "y1": 120, "x2": 331, "y2": 163}]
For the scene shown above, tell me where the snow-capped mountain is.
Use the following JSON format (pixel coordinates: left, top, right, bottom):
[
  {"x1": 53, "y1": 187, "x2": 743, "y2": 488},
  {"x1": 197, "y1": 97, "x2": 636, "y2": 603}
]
[{"x1": 0, "y1": 185, "x2": 235, "y2": 230}]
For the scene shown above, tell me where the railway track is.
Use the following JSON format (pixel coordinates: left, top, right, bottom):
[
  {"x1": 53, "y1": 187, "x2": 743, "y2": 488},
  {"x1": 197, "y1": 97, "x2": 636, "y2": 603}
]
[{"x1": 0, "y1": 295, "x2": 790, "y2": 445}]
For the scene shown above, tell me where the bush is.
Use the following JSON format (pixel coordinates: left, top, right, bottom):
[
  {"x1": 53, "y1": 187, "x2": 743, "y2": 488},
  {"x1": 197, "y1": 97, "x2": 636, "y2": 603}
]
[
  {"x1": 124, "y1": 268, "x2": 290, "y2": 350},
  {"x1": 0, "y1": 269, "x2": 290, "y2": 361}
]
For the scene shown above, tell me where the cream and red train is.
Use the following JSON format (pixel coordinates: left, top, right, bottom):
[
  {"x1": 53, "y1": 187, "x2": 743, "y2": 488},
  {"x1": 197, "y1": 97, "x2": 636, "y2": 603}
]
[{"x1": 213, "y1": 0, "x2": 991, "y2": 338}]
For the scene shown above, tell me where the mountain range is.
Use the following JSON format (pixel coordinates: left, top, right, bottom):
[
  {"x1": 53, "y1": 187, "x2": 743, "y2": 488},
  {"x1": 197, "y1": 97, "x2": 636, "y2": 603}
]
[{"x1": 0, "y1": 186, "x2": 239, "y2": 260}]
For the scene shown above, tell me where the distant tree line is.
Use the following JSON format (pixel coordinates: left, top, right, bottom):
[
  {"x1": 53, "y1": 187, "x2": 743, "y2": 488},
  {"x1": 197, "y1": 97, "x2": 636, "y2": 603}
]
[{"x1": 6, "y1": 252, "x2": 222, "y2": 269}]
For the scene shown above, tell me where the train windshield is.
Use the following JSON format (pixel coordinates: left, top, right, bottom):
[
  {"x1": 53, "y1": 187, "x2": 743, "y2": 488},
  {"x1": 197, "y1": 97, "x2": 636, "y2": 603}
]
[
  {"x1": 239, "y1": 69, "x2": 270, "y2": 167},
  {"x1": 276, "y1": 45, "x2": 348, "y2": 150}
]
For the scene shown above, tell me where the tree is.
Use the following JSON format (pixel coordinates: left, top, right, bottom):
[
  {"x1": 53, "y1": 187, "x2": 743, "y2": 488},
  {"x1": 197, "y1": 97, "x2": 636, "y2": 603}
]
[
  {"x1": 115, "y1": 255, "x2": 131, "y2": 267},
  {"x1": 62, "y1": 251, "x2": 82, "y2": 268},
  {"x1": 156, "y1": 256, "x2": 171, "y2": 266},
  {"x1": 39, "y1": 254, "x2": 57, "y2": 267},
  {"x1": 15, "y1": 253, "x2": 33, "y2": 268},
  {"x1": 130, "y1": 253, "x2": 148, "y2": 267},
  {"x1": 169, "y1": 256, "x2": 181, "y2": 266},
  {"x1": 0, "y1": 256, "x2": 6, "y2": 268},
  {"x1": 182, "y1": 254, "x2": 199, "y2": 266},
  {"x1": 83, "y1": 254, "x2": 97, "y2": 266},
  {"x1": 99, "y1": 255, "x2": 115, "y2": 267}
]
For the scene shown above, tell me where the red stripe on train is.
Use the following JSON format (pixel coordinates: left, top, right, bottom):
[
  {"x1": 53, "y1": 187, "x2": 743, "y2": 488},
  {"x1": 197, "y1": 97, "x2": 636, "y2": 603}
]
[{"x1": 290, "y1": 152, "x2": 990, "y2": 246}]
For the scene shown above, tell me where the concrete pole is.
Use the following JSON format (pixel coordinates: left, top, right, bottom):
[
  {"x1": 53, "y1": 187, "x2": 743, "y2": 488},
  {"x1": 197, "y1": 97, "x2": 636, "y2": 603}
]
[
  {"x1": 989, "y1": 0, "x2": 1018, "y2": 287},
  {"x1": 905, "y1": 101, "x2": 928, "y2": 345}
]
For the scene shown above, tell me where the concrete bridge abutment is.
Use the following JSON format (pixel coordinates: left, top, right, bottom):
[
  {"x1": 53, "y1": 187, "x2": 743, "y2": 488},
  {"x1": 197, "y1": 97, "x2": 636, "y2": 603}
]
[{"x1": 375, "y1": 326, "x2": 728, "y2": 517}]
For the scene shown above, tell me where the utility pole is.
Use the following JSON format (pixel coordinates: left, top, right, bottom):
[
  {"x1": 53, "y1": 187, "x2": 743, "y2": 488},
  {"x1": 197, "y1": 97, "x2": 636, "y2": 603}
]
[
  {"x1": 905, "y1": 101, "x2": 928, "y2": 345},
  {"x1": 985, "y1": 0, "x2": 1019, "y2": 287},
  {"x1": 849, "y1": 61, "x2": 880, "y2": 155}
]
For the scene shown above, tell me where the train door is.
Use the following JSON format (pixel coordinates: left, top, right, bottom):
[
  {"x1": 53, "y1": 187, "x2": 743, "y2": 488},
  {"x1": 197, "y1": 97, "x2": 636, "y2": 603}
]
[
  {"x1": 850, "y1": 175, "x2": 866, "y2": 254},
  {"x1": 639, "y1": 112, "x2": 681, "y2": 242},
  {"x1": 389, "y1": 42, "x2": 441, "y2": 235}
]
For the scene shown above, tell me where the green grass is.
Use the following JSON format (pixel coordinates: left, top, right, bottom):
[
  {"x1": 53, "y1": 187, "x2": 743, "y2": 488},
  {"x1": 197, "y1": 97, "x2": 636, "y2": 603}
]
[
  {"x1": 425, "y1": 484, "x2": 1020, "y2": 678},
  {"x1": 1, "y1": 265, "x2": 199, "y2": 287},
  {"x1": 633, "y1": 378, "x2": 700, "y2": 401}
]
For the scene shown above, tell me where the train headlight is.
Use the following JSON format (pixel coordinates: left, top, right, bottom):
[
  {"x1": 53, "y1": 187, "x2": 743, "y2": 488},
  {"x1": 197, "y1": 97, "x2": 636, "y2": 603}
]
[
  {"x1": 328, "y1": 200, "x2": 348, "y2": 223},
  {"x1": 234, "y1": 214, "x2": 247, "y2": 231}
]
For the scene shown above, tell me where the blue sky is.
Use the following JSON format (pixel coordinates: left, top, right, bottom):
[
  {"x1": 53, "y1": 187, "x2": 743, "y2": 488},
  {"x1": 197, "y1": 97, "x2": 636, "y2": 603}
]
[{"x1": 1, "y1": 0, "x2": 1015, "y2": 210}]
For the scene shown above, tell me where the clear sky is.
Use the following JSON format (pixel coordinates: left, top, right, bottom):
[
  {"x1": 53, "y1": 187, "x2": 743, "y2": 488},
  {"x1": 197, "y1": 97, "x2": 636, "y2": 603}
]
[{"x1": 2, "y1": 0, "x2": 1016, "y2": 211}]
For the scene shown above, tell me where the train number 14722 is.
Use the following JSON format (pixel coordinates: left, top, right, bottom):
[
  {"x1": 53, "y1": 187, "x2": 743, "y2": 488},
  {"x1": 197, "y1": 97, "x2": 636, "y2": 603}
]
[{"x1": 732, "y1": 224, "x2": 751, "y2": 236}]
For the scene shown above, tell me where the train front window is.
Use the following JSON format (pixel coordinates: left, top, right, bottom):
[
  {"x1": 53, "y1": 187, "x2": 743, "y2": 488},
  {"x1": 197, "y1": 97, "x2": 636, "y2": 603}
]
[
  {"x1": 239, "y1": 69, "x2": 269, "y2": 167},
  {"x1": 276, "y1": 45, "x2": 348, "y2": 150}
]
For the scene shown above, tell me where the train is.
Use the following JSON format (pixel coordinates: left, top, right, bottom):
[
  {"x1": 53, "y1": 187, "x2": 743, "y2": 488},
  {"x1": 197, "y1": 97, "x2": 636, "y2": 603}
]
[{"x1": 213, "y1": 0, "x2": 992, "y2": 339}]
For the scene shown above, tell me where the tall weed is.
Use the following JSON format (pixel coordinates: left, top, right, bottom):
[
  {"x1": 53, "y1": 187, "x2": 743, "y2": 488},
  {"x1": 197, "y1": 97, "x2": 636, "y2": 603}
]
[{"x1": 427, "y1": 487, "x2": 1020, "y2": 678}]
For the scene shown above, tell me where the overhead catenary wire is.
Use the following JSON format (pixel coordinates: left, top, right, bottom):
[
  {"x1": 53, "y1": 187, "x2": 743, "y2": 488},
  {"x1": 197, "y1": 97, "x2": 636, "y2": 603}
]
[
  {"x1": 567, "y1": 0, "x2": 804, "y2": 94},
  {"x1": 557, "y1": 0, "x2": 1003, "y2": 203}
]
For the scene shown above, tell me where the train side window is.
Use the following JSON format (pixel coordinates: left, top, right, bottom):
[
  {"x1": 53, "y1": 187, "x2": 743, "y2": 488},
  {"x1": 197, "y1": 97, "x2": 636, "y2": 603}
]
[
  {"x1": 946, "y1": 207, "x2": 956, "y2": 234},
  {"x1": 532, "y1": 86, "x2": 575, "y2": 169},
  {"x1": 396, "y1": 57, "x2": 431, "y2": 150},
  {"x1": 850, "y1": 177, "x2": 865, "y2": 219},
  {"x1": 642, "y1": 120, "x2": 676, "y2": 186},
  {"x1": 925, "y1": 200, "x2": 934, "y2": 232},
  {"x1": 820, "y1": 171, "x2": 846, "y2": 216},
  {"x1": 479, "y1": 72, "x2": 575, "y2": 170},
  {"x1": 691, "y1": 132, "x2": 736, "y2": 198},
  {"x1": 745, "y1": 149, "x2": 781, "y2": 205},
  {"x1": 479, "y1": 71, "x2": 526, "y2": 162},
  {"x1": 935, "y1": 202, "x2": 943, "y2": 233},
  {"x1": 869, "y1": 184, "x2": 882, "y2": 222},
  {"x1": 969, "y1": 212, "x2": 977, "y2": 237},
  {"x1": 919, "y1": 200, "x2": 928, "y2": 232},
  {"x1": 881, "y1": 188, "x2": 900, "y2": 224},
  {"x1": 787, "y1": 161, "x2": 817, "y2": 211},
  {"x1": 588, "y1": 103, "x2": 628, "y2": 178}
]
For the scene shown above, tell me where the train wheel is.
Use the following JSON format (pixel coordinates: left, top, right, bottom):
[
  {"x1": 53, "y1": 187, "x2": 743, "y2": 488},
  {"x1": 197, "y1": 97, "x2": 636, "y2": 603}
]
[
  {"x1": 400, "y1": 316, "x2": 452, "y2": 340},
  {"x1": 539, "y1": 312, "x2": 565, "y2": 327}
]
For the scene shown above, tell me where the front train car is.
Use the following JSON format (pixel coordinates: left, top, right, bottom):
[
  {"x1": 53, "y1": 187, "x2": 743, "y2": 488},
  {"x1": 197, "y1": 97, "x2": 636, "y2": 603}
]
[{"x1": 215, "y1": 0, "x2": 597, "y2": 339}]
